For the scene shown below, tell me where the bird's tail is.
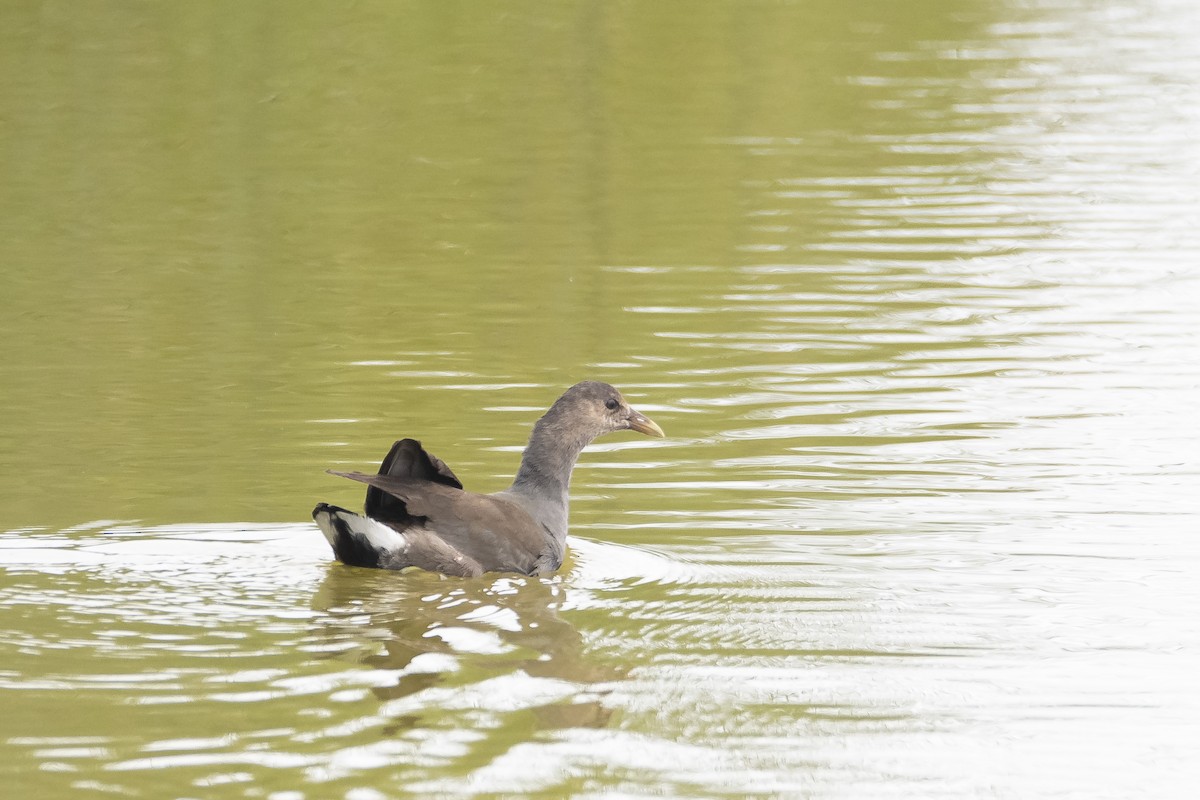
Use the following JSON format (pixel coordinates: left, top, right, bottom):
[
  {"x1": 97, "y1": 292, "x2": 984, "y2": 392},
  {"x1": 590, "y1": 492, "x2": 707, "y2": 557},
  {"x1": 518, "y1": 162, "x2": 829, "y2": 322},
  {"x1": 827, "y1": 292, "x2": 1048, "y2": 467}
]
[{"x1": 312, "y1": 503, "x2": 410, "y2": 569}]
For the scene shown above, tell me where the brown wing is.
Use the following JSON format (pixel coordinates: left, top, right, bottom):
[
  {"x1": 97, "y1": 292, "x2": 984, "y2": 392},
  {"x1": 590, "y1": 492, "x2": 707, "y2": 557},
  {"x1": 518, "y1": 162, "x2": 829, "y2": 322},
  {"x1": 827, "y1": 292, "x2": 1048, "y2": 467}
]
[
  {"x1": 364, "y1": 439, "x2": 463, "y2": 523},
  {"x1": 332, "y1": 471, "x2": 548, "y2": 575}
]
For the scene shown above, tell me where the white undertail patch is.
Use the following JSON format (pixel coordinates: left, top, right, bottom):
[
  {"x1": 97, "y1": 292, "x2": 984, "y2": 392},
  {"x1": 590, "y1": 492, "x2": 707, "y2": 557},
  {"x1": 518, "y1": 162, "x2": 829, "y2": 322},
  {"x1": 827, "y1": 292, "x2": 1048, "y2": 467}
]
[{"x1": 314, "y1": 506, "x2": 409, "y2": 556}]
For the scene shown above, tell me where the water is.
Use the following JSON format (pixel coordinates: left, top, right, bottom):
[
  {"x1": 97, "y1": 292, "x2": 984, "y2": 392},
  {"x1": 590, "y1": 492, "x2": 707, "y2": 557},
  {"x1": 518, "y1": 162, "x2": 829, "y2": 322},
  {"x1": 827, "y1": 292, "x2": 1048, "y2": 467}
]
[{"x1": 2, "y1": 1, "x2": 1199, "y2": 797}]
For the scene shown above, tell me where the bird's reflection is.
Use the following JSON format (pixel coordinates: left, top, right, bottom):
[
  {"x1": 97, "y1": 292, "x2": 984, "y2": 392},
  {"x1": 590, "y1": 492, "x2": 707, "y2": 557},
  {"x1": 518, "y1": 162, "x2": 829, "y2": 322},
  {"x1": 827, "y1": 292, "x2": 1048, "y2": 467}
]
[{"x1": 310, "y1": 565, "x2": 621, "y2": 731}]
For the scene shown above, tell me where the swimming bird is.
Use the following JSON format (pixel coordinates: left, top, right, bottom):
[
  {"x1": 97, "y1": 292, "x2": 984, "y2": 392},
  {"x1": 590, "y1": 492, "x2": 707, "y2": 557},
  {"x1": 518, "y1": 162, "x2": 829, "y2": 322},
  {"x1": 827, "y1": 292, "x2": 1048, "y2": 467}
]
[{"x1": 312, "y1": 381, "x2": 665, "y2": 576}]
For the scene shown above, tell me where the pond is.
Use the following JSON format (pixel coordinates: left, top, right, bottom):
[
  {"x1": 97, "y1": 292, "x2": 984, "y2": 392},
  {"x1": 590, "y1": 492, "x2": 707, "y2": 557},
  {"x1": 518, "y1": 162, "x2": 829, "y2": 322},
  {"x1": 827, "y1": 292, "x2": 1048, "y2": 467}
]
[{"x1": 2, "y1": 1, "x2": 1198, "y2": 797}]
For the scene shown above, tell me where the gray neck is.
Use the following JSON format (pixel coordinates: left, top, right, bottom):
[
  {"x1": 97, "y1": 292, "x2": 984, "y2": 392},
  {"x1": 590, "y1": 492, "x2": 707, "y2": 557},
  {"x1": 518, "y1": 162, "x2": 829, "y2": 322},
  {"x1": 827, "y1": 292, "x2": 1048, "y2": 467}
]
[{"x1": 507, "y1": 412, "x2": 595, "y2": 538}]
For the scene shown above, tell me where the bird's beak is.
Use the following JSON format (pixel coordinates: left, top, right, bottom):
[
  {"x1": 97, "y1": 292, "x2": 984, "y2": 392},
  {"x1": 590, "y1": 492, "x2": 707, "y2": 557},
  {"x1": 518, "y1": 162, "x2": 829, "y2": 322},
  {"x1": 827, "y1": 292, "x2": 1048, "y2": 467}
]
[{"x1": 626, "y1": 408, "x2": 665, "y2": 438}]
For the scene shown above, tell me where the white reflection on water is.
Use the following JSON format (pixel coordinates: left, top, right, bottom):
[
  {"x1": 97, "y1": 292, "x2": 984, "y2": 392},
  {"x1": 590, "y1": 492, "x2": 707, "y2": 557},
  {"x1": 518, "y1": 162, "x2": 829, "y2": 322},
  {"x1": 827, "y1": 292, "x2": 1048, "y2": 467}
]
[{"x1": 618, "y1": 3, "x2": 1200, "y2": 798}]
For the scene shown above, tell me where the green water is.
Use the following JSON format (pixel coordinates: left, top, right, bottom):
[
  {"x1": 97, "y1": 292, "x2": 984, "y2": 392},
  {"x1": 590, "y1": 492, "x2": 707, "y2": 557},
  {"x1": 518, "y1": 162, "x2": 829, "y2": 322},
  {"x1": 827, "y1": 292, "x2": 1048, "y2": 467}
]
[{"x1": 3, "y1": 1, "x2": 1199, "y2": 797}]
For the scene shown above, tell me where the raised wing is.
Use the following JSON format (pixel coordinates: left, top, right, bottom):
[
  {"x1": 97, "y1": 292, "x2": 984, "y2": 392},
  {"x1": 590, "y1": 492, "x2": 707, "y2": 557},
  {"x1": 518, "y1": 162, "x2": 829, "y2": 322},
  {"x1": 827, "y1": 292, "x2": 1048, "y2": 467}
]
[{"x1": 364, "y1": 439, "x2": 463, "y2": 522}]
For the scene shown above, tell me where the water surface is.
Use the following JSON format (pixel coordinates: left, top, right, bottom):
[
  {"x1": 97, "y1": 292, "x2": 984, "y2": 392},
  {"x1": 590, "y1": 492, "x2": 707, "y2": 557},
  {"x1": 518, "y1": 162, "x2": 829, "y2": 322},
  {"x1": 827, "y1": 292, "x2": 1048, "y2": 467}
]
[{"x1": 2, "y1": 1, "x2": 1199, "y2": 797}]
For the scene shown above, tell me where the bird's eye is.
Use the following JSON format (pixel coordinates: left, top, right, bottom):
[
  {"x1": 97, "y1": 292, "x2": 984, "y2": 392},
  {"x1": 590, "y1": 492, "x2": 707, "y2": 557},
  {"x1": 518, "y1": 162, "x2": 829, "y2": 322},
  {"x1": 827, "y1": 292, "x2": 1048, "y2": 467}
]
[{"x1": 605, "y1": 398, "x2": 619, "y2": 411}]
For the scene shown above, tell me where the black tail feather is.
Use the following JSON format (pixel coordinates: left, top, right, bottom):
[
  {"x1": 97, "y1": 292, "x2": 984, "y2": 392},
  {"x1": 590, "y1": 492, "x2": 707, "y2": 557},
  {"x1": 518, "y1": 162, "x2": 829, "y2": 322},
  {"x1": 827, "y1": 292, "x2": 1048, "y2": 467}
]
[
  {"x1": 313, "y1": 503, "x2": 391, "y2": 569},
  {"x1": 365, "y1": 439, "x2": 463, "y2": 522}
]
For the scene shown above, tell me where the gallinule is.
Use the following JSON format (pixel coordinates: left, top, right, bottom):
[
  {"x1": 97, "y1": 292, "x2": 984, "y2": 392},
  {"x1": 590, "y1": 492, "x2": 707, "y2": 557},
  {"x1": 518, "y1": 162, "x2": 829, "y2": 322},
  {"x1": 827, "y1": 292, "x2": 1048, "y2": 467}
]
[{"x1": 313, "y1": 381, "x2": 665, "y2": 576}]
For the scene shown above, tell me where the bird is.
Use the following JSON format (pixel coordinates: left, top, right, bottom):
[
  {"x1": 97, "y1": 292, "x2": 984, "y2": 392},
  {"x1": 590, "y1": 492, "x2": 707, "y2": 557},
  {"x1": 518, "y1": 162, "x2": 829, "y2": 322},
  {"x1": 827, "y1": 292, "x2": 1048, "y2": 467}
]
[{"x1": 312, "y1": 381, "x2": 665, "y2": 577}]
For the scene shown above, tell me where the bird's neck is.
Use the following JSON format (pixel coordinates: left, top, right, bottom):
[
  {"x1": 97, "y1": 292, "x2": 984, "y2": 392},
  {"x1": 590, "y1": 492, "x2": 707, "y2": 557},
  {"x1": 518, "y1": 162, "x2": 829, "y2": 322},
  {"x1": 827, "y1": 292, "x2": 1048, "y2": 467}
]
[{"x1": 509, "y1": 413, "x2": 592, "y2": 504}]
